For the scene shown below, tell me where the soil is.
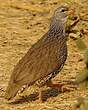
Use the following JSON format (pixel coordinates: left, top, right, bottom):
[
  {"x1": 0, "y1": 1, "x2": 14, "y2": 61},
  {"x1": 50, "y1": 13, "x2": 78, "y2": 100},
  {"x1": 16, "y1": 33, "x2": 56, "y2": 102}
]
[{"x1": 0, "y1": 0, "x2": 88, "y2": 110}]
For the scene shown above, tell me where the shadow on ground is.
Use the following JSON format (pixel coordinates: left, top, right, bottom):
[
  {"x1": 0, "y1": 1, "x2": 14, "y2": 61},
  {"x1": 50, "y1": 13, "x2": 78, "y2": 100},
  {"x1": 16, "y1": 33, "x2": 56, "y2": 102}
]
[{"x1": 9, "y1": 88, "x2": 59, "y2": 104}]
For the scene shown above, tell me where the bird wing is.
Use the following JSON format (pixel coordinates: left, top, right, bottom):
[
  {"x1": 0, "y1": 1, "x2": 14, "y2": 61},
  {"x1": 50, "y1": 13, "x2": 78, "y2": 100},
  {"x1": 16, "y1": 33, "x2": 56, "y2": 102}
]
[{"x1": 10, "y1": 33, "x2": 61, "y2": 86}]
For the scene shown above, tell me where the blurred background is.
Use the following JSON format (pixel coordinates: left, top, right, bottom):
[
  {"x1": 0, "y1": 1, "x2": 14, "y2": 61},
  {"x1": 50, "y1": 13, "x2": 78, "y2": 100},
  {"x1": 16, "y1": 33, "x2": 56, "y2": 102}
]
[{"x1": 0, "y1": 0, "x2": 88, "y2": 110}]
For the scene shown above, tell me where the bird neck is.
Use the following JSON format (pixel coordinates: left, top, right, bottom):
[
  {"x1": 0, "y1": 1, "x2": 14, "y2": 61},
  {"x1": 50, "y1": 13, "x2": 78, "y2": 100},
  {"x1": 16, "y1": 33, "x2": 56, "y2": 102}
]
[{"x1": 49, "y1": 17, "x2": 66, "y2": 38}]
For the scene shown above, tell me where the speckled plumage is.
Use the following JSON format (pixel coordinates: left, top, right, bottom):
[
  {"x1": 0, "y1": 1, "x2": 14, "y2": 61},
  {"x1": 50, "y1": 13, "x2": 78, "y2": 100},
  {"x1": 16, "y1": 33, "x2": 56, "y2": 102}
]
[{"x1": 5, "y1": 5, "x2": 68, "y2": 100}]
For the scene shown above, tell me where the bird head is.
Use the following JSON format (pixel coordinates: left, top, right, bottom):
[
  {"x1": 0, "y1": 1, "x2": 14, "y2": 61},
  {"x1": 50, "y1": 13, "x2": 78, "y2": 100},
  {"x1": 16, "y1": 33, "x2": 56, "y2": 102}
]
[{"x1": 54, "y1": 5, "x2": 73, "y2": 24}]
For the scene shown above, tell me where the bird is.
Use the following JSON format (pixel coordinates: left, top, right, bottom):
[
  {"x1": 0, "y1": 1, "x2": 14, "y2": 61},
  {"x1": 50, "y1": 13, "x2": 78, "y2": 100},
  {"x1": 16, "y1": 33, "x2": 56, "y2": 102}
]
[{"x1": 5, "y1": 5, "x2": 72, "y2": 101}]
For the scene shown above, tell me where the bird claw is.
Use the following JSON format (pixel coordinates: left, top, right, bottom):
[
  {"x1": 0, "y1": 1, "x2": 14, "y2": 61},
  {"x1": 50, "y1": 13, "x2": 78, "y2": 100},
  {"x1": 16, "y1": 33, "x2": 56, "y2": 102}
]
[
  {"x1": 47, "y1": 81, "x2": 78, "y2": 92},
  {"x1": 60, "y1": 84, "x2": 77, "y2": 92}
]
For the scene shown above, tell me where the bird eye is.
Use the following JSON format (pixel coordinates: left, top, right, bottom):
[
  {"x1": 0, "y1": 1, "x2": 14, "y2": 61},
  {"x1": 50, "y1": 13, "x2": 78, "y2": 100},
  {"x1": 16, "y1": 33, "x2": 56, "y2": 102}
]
[
  {"x1": 61, "y1": 7, "x2": 68, "y2": 12},
  {"x1": 61, "y1": 8, "x2": 66, "y2": 12}
]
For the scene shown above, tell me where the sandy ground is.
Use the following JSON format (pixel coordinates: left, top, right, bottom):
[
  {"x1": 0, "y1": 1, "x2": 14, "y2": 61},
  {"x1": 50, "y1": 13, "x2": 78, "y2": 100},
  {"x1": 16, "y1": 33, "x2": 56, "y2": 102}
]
[{"x1": 0, "y1": 0, "x2": 88, "y2": 110}]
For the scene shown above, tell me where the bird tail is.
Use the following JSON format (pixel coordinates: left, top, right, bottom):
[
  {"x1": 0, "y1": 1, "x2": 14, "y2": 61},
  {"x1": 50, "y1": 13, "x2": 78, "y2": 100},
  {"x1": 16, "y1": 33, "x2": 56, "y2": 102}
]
[{"x1": 5, "y1": 82, "x2": 20, "y2": 100}]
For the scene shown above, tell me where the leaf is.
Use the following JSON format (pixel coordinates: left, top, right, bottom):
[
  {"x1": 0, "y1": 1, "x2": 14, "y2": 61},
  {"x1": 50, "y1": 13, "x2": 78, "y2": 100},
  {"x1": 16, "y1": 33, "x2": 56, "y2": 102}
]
[
  {"x1": 75, "y1": 68, "x2": 88, "y2": 84},
  {"x1": 76, "y1": 38, "x2": 87, "y2": 51},
  {"x1": 74, "y1": 97, "x2": 88, "y2": 110}
]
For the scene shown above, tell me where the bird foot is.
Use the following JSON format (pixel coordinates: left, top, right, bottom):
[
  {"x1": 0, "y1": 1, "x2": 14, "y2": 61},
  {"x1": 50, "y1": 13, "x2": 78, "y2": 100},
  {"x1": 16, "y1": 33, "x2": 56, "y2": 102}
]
[
  {"x1": 59, "y1": 84, "x2": 77, "y2": 92},
  {"x1": 47, "y1": 81, "x2": 77, "y2": 92},
  {"x1": 37, "y1": 81, "x2": 78, "y2": 102}
]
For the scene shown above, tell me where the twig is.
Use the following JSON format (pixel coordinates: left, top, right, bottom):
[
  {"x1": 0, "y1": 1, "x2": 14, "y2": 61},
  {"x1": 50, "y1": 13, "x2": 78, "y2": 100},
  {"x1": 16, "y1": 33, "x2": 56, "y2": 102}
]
[{"x1": 66, "y1": 18, "x2": 80, "y2": 33}]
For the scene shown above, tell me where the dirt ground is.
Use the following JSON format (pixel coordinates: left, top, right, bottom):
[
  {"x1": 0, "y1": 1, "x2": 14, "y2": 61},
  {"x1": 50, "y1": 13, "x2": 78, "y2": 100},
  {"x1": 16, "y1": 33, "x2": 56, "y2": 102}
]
[{"x1": 0, "y1": 0, "x2": 88, "y2": 110}]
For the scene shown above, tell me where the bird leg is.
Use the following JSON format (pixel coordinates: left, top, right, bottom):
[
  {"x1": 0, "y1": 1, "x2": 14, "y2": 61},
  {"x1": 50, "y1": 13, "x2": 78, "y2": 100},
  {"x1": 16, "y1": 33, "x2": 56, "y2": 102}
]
[
  {"x1": 38, "y1": 87, "x2": 44, "y2": 102},
  {"x1": 47, "y1": 80, "x2": 77, "y2": 92}
]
